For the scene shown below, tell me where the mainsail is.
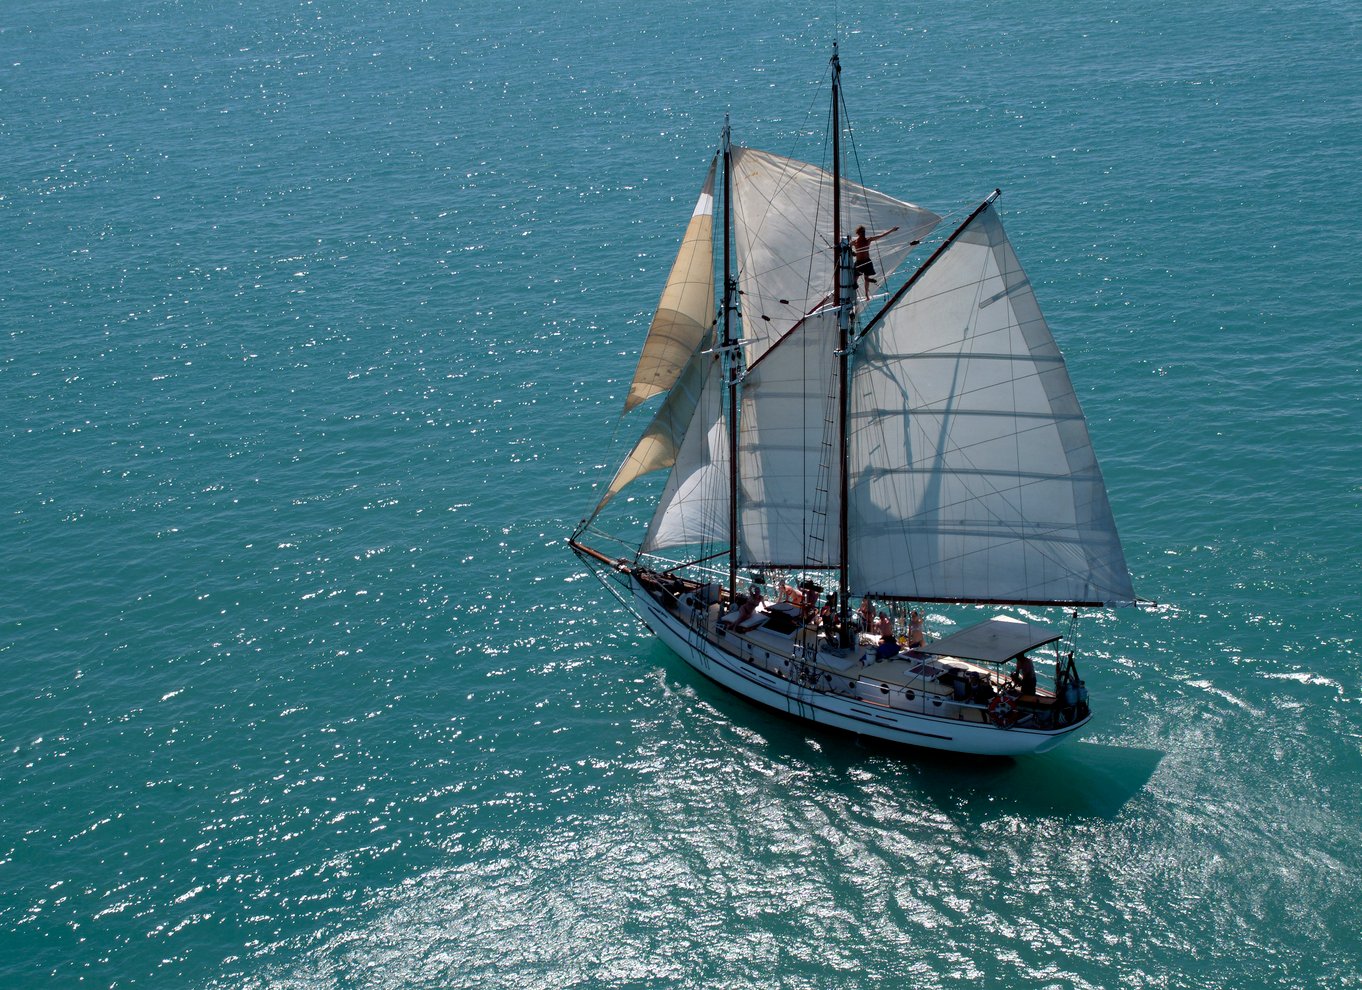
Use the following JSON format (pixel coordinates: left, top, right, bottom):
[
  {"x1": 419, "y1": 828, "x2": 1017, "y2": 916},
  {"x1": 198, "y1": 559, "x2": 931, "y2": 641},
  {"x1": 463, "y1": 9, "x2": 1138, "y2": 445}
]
[
  {"x1": 845, "y1": 201, "x2": 1135, "y2": 606},
  {"x1": 729, "y1": 147, "x2": 940, "y2": 363},
  {"x1": 623, "y1": 159, "x2": 718, "y2": 414}
]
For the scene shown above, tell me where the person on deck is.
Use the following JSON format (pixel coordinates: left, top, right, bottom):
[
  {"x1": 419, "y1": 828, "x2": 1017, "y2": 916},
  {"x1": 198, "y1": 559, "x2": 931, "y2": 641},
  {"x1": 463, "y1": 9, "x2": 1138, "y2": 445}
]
[
  {"x1": 820, "y1": 592, "x2": 840, "y2": 647},
  {"x1": 722, "y1": 588, "x2": 764, "y2": 633},
  {"x1": 875, "y1": 633, "x2": 900, "y2": 662},
  {"x1": 816, "y1": 591, "x2": 834, "y2": 621},
  {"x1": 857, "y1": 596, "x2": 875, "y2": 631},
  {"x1": 875, "y1": 612, "x2": 894, "y2": 638},
  {"x1": 739, "y1": 588, "x2": 766, "y2": 630},
  {"x1": 852, "y1": 224, "x2": 899, "y2": 300},
  {"x1": 907, "y1": 610, "x2": 925, "y2": 649},
  {"x1": 1015, "y1": 653, "x2": 1037, "y2": 696}
]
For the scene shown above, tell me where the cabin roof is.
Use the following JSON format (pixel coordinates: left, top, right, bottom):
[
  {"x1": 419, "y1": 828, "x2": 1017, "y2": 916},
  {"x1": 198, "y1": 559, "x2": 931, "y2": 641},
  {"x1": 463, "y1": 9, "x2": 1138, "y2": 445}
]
[{"x1": 918, "y1": 616, "x2": 1061, "y2": 664}]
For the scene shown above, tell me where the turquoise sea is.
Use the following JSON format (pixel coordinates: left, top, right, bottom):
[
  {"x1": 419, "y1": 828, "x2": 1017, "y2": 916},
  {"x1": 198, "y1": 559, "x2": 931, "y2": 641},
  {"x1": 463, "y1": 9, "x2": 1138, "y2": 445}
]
[{"x1": 3, "y1": 1, "x2": 1360, "y2": 987}]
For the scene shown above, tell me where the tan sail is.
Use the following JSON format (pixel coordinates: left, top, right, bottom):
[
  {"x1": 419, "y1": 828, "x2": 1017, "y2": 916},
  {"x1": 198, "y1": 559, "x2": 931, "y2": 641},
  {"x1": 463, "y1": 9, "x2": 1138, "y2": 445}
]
[{"x1": 623, "y1": 159, "x2": 718, "y2": 414}]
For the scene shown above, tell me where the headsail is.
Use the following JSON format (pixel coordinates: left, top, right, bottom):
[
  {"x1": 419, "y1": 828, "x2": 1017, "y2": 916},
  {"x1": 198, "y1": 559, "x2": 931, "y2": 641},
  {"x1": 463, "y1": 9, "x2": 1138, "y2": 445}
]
[
  {"x1": 845, "y1": 201, "x2": 1135, "y2": 606},
  {"x1": 641, "y1": 352, "x2": 730, "y2": 552},
  {"x1": 590, "y1": 347, "x2": 719, "y2": 524},
  {"x1": 623, "y1": 159, "x2": 718, "y2": 414},
  {"x1": 730, "y1": 147, "x2": 940, "y2": 364}
]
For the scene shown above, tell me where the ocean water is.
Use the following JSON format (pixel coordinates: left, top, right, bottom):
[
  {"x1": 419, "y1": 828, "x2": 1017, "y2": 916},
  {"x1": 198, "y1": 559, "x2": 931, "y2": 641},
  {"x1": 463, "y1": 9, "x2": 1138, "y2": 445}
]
[{"x1": 2, "y1": 0, "x2": 1360, "y2": 987}]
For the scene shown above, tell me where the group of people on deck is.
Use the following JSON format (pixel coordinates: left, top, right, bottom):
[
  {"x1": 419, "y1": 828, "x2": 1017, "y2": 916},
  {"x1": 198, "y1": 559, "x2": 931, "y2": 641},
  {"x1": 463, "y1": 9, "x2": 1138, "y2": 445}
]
[
  {"x1": 850, "y1": 597, "x2": 925, "y2": 658},
  {"x1": 722, "y1": 580, "x2": 928, "y2": 661},
  {"x1": 712, "y1": 579, "x2": 1040, "y2": 700},
  {"x1": 868, "y1": 602, "x2": 926, "y2": 662}
]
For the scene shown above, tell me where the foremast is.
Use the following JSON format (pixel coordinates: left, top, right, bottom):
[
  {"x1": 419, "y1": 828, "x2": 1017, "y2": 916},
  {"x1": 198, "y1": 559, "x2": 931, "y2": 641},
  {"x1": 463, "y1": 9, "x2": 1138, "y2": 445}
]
[{"x1": 721, "y1": 117, "x2": 741, "y2": 604}]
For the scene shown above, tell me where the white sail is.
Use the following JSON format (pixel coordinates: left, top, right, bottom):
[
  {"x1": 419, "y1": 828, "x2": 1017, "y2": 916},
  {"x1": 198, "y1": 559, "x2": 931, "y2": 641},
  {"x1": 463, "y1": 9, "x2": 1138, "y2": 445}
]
[
  {"x1": 730, "y1": 146, "x2": 940, "y2": 363},
  {"x1": 846, "y1": 202, "x2": 1135, "y2": 605},
  {"x1": 641, "y1": 353, "x2": 730, "y2": 552},
  {"x1": 623, "y1": 160, "x2": 718, "y2": 413},
  {"x1": 737, "y1": 308, "x2": 841, "y2": 568},
  {"x1": 592, "y1": 348, "x2": 714, "y2": 519}
]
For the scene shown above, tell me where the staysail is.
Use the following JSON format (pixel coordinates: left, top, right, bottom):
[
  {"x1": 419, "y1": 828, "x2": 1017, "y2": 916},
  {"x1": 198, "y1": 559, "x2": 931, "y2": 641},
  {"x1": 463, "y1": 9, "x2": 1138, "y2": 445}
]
[
  {"x1": 845, "y1": 201, "x2": 1135, "y2": 606},
  {"x1": 736, "y1": 307, "x2": 841, "y2": 568},
  {"x1": 590, "y1": 347, "x2": 721, "y2": 524},
  {"x1": 641, "y1": 352, "x2": 730, "y2": 552},
  {"x1": 623, "y1": 159, "x2": 718, "y2": 414},
  {"x1": 729, "y1": 147, "x2": 940, "y2": 363}
]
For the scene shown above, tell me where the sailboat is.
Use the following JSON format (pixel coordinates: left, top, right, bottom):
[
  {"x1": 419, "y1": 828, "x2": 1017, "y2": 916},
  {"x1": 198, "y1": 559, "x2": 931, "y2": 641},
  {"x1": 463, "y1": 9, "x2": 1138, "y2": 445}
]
[{"x1": 569, "y1": 49, "x2": 1135, "y2": 757}]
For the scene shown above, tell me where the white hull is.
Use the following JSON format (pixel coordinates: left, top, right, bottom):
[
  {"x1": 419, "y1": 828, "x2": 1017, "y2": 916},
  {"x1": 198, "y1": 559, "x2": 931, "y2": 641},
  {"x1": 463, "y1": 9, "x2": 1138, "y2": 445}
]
[{"x1": 628, "y1": 577, "x2": 1089, "y2": 758}]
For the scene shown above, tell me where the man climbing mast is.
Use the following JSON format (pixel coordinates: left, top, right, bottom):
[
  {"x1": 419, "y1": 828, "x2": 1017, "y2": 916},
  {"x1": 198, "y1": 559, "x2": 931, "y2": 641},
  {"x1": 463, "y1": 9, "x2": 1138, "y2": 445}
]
[{"x1": 851, "y1": 224, "x2": 899, "y2": 299}]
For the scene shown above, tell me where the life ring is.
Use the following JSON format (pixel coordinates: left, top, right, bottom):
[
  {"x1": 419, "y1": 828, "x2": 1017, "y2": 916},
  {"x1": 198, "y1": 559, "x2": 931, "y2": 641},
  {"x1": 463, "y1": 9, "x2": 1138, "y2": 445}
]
[{"x1": 988, "y1": 692, "x2": 1020, "y2": 728}]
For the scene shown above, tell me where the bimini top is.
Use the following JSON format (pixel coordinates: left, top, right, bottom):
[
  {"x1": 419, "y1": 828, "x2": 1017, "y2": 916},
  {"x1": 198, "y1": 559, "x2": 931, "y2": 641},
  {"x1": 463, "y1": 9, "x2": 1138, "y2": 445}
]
[{"x1": 918, "y1": 616, "x2": 1061, "y2": 665}]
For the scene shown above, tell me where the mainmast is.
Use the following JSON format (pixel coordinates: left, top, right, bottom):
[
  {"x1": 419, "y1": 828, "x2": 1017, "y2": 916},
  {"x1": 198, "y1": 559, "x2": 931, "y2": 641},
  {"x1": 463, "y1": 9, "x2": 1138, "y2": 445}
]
[
  {"x1": 721, "y1": 117, "x2": 740, "y2": 603},
  {"x1": 831, "y1": 45, "x2": 852, "y2": 641}
]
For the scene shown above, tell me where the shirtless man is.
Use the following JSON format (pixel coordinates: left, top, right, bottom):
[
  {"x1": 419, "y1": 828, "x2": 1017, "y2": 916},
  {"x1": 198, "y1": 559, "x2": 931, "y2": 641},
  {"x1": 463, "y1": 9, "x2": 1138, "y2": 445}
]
[{"x1": 851, "y1": 224, "x2": 899, "y2": 299}]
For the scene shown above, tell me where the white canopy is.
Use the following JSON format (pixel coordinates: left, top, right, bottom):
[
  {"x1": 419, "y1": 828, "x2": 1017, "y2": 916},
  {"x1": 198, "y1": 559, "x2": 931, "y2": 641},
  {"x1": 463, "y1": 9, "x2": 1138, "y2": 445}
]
[{"x1": 918, "y1": 616, "x2": 1061, "y2": 664}]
